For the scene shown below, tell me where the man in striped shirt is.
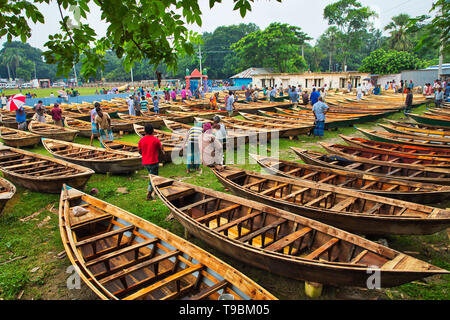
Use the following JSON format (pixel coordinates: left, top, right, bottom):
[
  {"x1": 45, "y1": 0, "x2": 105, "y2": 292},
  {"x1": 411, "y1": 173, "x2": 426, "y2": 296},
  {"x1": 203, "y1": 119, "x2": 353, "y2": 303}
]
[{"x1": 140, "y1": 96, "x2": 148, "y2": 113}]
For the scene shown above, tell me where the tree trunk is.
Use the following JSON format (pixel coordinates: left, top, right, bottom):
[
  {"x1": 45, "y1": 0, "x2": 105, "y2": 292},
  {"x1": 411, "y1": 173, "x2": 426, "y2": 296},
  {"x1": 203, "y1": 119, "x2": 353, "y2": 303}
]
[
  {"x1": 329, "y1": 53, "x2": 332, "y2": 72},
  {"x1": 6, "y1": 64, "x2": 11, "y2": 80}
]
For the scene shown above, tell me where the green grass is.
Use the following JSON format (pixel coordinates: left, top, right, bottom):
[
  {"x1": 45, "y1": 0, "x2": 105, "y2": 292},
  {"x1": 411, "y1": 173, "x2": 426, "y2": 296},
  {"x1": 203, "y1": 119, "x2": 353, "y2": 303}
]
[
  {"x1": 1, "y1": 87, "x2": 103, "y2": 98},
  {"x1": 0, "y1": 102, "x2": 448, "y2": 300}
]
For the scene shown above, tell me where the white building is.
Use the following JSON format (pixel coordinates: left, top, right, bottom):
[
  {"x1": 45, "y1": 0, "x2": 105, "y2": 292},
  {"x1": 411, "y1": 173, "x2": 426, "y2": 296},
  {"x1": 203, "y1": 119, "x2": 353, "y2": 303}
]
[{"x1": 252, "y1": 71, "x2": 370, "y2": 90}]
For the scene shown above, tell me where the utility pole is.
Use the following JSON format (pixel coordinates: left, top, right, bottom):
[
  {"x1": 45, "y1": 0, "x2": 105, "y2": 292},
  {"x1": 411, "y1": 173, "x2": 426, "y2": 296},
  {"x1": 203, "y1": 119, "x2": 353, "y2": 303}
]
[
  {"x1": 198, "y1": 46, "x2": 203, "y2": 74},
  {"x1": 73, "y1": 63, "x2": 77, "y2": 84},
  {"x1": 131, "y1": 67, "x2": 134, "y2": 85},
  {"x1": 438, "y1": 2, "x2": 444, "y2": 80},
  {"x1": 33, "y1": 62, "x2": 37, "y2": 79}
]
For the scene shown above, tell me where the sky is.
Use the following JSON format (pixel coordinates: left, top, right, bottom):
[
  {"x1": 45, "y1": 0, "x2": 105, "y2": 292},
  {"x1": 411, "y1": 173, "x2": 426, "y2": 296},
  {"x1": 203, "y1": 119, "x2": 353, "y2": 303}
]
[{"x1": 0, "y1": 0, "x2": 437, "y2": 50}]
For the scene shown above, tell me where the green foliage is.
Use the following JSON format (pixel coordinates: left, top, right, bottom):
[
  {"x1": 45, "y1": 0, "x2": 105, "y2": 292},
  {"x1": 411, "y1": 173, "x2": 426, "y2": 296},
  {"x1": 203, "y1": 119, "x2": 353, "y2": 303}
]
[
  {"x1": 323, "y1": 0, "x2": 377, "y2": 67},
  {"x1": 0, "y1": 0, "x2": 277, "y2": 80},
  {"x1": 231, "y1": 22, "x2": 311, "y2": 73},
  {"x1": 359, "y1": 48, "x2": 430, "y2": 74}
]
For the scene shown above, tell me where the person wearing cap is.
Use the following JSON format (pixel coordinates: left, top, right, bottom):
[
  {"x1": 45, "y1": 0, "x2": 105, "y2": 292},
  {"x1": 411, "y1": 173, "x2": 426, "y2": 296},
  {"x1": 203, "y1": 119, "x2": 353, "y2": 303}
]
[
  {"x1": 138, "y1": 124, "x2": 162, "y2": 201},
  {"x1": 51, "y1": 103, "x2": 63, "y2": 127}
]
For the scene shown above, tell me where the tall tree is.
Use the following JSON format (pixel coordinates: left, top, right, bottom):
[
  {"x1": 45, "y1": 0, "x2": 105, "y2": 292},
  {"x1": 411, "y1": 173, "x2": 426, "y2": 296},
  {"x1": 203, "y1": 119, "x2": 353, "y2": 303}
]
[
  {"x1": 0, "y1": 0, "x2": 282, "y2": 80},
  {"x1": 231, "y1": 23, "x2": 311, "y2": 73},
  {"x1": 317, "y1": 26, "x2": 340, "y2": 71},
  {"x1": 323, "y1": 0, "x2": 377, "y2": 69},
  {"x1": 384, "y1": 14, "x2": 413, "y2": 51}
]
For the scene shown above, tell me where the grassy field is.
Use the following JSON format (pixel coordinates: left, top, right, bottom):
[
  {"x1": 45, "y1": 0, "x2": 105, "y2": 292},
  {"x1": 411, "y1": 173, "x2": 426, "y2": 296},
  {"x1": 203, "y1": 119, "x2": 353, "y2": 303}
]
[
  {"x1": 0, "y1": 104, "x2": 448, "y2": 300},
  {"x1": 1, "y1": 87, "x2": 103, "y2": 98}
]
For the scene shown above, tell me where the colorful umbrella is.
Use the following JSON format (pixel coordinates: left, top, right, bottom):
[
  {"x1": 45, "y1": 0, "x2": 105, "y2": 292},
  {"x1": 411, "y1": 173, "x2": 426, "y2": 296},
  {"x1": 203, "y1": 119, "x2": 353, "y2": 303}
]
[{"x1": 6, "y1": 93, "x2": 26, "y2": 111}]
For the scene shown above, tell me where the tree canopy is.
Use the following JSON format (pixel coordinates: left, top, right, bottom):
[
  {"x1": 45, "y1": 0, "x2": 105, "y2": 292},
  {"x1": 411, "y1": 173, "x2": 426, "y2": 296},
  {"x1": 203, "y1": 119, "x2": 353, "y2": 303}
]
[
  {"x1": 0, "y1": 0, "x2": 281, "y2": 80},
  {"x1": 359, "y1": 48, "x2": 430, "y2": 74}
]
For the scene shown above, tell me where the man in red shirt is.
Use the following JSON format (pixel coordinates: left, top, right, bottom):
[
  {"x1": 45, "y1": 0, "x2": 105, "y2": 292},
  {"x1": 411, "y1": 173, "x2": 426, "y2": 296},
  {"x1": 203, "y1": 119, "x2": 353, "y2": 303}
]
[
  {"x1": 51, "y1": 103, "x2": 63, "y2": 127},
  {"x1": 138, "y1": 124, "x2": 162, "y2": 200}
]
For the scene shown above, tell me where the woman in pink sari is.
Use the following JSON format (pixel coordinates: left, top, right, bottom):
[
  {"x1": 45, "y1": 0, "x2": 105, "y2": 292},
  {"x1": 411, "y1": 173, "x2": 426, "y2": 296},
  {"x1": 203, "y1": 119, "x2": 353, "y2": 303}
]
[{"x1": 201, "y1": 123, "x2": 224, "y2": 171}]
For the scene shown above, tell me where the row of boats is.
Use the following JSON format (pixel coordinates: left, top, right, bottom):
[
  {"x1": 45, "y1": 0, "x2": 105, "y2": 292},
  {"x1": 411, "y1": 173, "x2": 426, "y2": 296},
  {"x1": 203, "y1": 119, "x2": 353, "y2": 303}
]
[{"x1": 1, "y1": 93, "x2": 449, "y2": 300}]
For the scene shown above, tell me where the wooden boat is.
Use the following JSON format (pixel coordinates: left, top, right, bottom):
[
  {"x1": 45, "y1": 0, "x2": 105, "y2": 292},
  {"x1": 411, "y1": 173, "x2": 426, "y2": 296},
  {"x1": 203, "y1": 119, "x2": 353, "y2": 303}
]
[
  {"x1": 0, "y1": 177, "x2": 16, "y2": 215},
  {"x1": 298, "y1": 105, "x2": 399, "y2": 115},
  {"x1": 42, "y1": 138, "x2": 143, "y2": 174},
  {"x1": 386, "y1": 119, "x2": 450, "y2": 132},
  {"x1": 0, "y1": 145, "x2": 94, "y2": 193},
  {"x1": 291, "y1": 147, "x2": 450, "y2": 185},
  {"x1": 340, "y1": 134, "x2": 450, "y2": 158},
  {"x1": 213, "y1": 166, "x2": 450, "y2": 235},
  {"x1": 266, "y1": 109, "x2": 358, "y2": 129},
  {"x1": 65, "y1": 118, "x2": 92, "y2": 138},
  {"x1": 320, "y1": 142, "x2": 450, "y2": 168},
  {"x1": 427, "y1": 108, "x2": 450, "y2": 116},
  {"x1": 406, "y1": 113, "x2": 450, "y2": 127},
  {"x1": 165, "y1": 119, "x2": 255, "y2": 149},
  {"x1": 59, "y1": 185, "x2": 276, "y2": 300},
  {"x1": 220, "y1": 117, "x2": 305, "y2": 138},
  {"x1": 110, "y1": 119, "x2": 134, "y2": 133},
  {"x1": 356, "y1": 127, "x2": 450, "y2": 149},
  {"x1": 28, "y1": 121, "x2": 79, "y2": 142},
  {"x1": 251, "y1": 154, "x2": 450, "y2": 204},
  {"x1": 151, "y1": 175, "x2": 449, "y2": 287},
  {"x1": 0, "y1": 127, "x2": 42, "y2": 148},
  {"x1": 379, "y1": 123, "x2": 450, "y2": 140}
]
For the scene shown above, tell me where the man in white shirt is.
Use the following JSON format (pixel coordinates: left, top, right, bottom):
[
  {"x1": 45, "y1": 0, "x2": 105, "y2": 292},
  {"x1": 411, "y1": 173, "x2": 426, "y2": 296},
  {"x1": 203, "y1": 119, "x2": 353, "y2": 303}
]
[{"x1": 127, "y1": 95, "x2": 135, "y2": 116}]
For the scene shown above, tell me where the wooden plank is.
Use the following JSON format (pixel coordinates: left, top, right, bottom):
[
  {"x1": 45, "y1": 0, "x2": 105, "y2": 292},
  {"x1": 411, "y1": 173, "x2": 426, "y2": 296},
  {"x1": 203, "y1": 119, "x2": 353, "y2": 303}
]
[
  {"x1": 364, "y1": 203, "x2": 383, "y2": 215},
  {"x1": 304, "y1": 238, "x2": 339, "y2": 260},
  {"x1": 243, "y1": 179, "x2": 267, "y2": 189},
  {"x1": 2, "y1": 160, "x2": 47, "y2": 170},
  {"x1": 99, "y1": 249, "x2": 180, "y2": 284},
  {"x1": 187, "y1": 280, "x2": 229, "y2": 300},
  {"x1": 123, "y1": 263, "x2": 204, "y2": 300},
  {"x1": 330, "y1": 197, "x2": 357, "y2": 211},
  {"x1": 264, "y1": 227, "x2": 312, "y2": 252},
  {"x1": 260, "y1": 183, "x2": 288, "y2": 195},
  {"x1": 281, "y1": 187, "x2": 309, "y2": 201},
  {"x1": 238, "y1": 219, "x2": 285, "y2": 243},
  {"x1": 196, "y1": 204, "x2": 241, "y2": 223},
  {"x1": 214, "y1": 210, "x2": 262, "y2": 233},
  {"x1": 304, "y1": 192, "x2": 332, "y2": 207},
  {"x1": 85, "y1": 239, "x2": 158, "y2": 267},
  {"x1": 179, "y1": 198, "x2": 216, "y2": 212},
  {"x1": 350, "y1": 249, "x2": 368, "y2": 264},
  {"x1": 75, "y1": 225, "x2": 134, "y2": 247}
]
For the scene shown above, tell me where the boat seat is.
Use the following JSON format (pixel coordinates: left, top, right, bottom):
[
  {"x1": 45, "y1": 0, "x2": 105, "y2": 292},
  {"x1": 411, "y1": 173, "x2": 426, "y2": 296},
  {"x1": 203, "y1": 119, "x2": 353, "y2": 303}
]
[
  {"x1": 123, "y1": 263, "x2": 204, "y2": 300},
  {"x1": 243, "y1": 179, "x2": 267, "y2": 189},
  {"x1": 386, "y1": 168, "x2": 403, "y2": 175},
  {"x1": 76, "y1": 225, "x2": 134, "y2": 247},
  {"x1": 99, "y1": 249, "x2": 181, "y2": 285},
  {"x1": 179, "y1": 198, "x2": 216, "y2": 212},
  {"x1": 85, "y1": 239, "x2": 158, "y2": 267},
  {"x1": 350, "y1": 249, "x2": 368, "y2": 264},
  {"x1": 281, "y1": 187, "x2": 309, "y2": 201},
  {"x1": 2, "y1": 160, "x2": 48, "y2": 170},
  {"x1": 330, "y1": 197, "x2": 357, "y2": 211},
  {"x1": 214, "y1": 210, "x2": 263, "y2": 233},
  {"x1": 285, "y1": 168, "x2": 303, "y2": 175},
  {"x1": 360, "y1": 181, "x2": 378, "y2": 190},
  {"x1": 305, "y1": 238, "x2": 339, "y2": 260},
  {"x1": 196, "y1": 204, "x2": 241, "y2": 224},
  {"x1": 238, "y1": 218, "x2": 286, "y2": 244},
  {"x1": 260, "y1": 183, "x2": 289, "y2": 196},
  {"x1": 187, "y1": 280, "x2": 229, "y2": 300},
  {"x1": 365, "y1": 165, "x2": 381, "y2": 172},
  {"x1": 264, "y1": 227, "x2": 312, "y2": 253},
  {"x1": 337, "y1": 178, "x2": 357, "y2": 187},
  {"x1": 364, "y1": 203, "x2": 383, "y2": 215},
  {"x1": 408, "y1": 170, "x2": 424, "y2": 178},
  {"x1": 304, "y1": 192, "x2": 333, "y2": 207},
  {"x1": 318, "y1": 174, "x2": 337, "y2": 183}
]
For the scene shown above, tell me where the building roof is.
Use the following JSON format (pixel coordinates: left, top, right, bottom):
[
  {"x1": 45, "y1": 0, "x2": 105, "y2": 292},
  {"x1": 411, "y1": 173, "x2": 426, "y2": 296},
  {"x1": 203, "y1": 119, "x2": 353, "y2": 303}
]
[
  {"x1": 423, "y1": 63, "x2": 450, "y2": 70},
  {"x1": 231, "y1": 68, "x2": 273, "y2": 79}
]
